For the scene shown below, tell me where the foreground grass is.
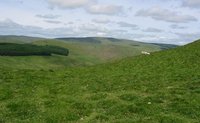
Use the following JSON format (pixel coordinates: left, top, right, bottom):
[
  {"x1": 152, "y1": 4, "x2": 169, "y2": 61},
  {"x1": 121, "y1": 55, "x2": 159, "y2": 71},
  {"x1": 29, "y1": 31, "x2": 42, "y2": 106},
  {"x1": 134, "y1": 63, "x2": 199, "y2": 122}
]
[{"x1": 0, "y1": 40, "x2": 199, "y2": 122}]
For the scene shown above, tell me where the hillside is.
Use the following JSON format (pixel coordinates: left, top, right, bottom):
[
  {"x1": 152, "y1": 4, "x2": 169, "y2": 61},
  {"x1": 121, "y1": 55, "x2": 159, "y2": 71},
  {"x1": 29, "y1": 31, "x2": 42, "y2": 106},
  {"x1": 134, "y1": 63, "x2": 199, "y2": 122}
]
[
  {"x1": 33, "y1": 37, "x2": 162, "y2": 65},
  {"x1": 0, "y1": 36, "x2": 168, "y2": 69},
  {"x1": 0, "y1": 39, "x2": 199, "y2": 122}
]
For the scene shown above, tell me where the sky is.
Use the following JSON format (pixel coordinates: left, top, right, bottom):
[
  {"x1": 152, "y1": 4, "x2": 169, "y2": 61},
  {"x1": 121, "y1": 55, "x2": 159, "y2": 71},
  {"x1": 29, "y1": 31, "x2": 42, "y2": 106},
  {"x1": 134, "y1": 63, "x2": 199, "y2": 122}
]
[{"x1": 0, "y1": 0, "x2": 200, "y2": 45}]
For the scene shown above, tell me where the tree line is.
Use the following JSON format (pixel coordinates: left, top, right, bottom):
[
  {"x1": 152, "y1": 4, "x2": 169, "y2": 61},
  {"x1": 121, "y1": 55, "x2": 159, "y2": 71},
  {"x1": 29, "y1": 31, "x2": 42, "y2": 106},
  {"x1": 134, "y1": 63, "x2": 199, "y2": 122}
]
[{"x1": 0, "y1": 43, "x2": 69, "y2": 56}]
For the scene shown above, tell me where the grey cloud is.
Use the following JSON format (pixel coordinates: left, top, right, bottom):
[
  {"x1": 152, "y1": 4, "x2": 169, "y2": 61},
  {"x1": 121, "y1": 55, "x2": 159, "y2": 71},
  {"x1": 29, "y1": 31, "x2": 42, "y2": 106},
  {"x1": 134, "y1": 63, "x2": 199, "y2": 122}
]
[
  {"x1": 1, "y1": 21, "x2": 108, "y2": 38},
  {"x1": 175, "y1": 32, "x2": 200, "y2": 42},
  {"x1": 36, "y1": 14, "x2": 60, "y2": 19},
  {"x1": 182, "y1": 0, "x2": 200, "y2": 8},
  {"x1": 143, "y1": 27, "x2": 163, "y2": 33},
  {"x1": 68, "y1": 22, "x2": 74, "y2": 24},
  {"x1": 136, "y1": 6, "x2": 198, "y2": 23},
  {"x1": 47, "y1": 0, "x2": 92, "y2": 9},
  {"x1": 170, "y1": 24, "x2": 187, "y2": 29},
  {"x1": 44, "y1": 20, "x2": 62, "y2": 24},
  {"x1": 64, "y1": 22, "x2": 74, "y2": 25},
  {"x1": 0, "y1": 19, "x2": 74, "y2": 38},
  {"x1": 92, "y1": 18, "x2": 111, "y2": 24},
  {"x1": 86, "y1": 4, "x2": 123, "y2": 15},
  {"x1": 0, "y1": 19, "x2": 22, "y2": 28},
  {"x1": 131, "y1": 34, "x2": 184, "y2": 45},
  {"x1": 46, "y1": 0, "x2": 123, "y2": 16},
  {"x1": 117, "y1": 22, "x2": 139, "y2": 30},
  {"x1": 114, "y1": 29, "x2": 128, "y2": 33},
  {"x1": 0, "y1": 20, "x2": 42, "y2": 35}
]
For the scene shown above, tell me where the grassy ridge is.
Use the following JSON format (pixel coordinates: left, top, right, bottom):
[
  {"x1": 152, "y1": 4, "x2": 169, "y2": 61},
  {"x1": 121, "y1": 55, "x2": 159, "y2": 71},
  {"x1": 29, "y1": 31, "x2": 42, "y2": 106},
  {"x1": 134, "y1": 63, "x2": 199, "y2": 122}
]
[{"x1": 0, "y1": 40, "x2": 199, "y2": 122}]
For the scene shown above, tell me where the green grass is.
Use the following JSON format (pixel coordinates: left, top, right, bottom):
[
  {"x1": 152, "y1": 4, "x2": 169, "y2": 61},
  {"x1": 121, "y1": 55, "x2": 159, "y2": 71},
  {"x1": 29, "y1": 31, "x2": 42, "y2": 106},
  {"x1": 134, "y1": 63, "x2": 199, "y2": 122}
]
[{"x1": 0, "y1": 39, "x2": 199, "y2": 122}]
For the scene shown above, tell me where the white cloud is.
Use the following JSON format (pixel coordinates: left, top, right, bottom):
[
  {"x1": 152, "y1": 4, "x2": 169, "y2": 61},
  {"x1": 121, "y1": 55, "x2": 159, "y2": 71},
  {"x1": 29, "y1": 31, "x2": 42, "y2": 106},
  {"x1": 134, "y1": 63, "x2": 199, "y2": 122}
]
[
  {"x1": 136, "y1": 6, "x2": 198, "y2": 23},
  {"x1": 86, "y1": 4, "x2": 123, "y2": 15},
  {"x1": 47, "y1": 0, "x2": 92, "y2": 9},
  {"x1": 79, "y1": 23, "x2": 108, "y2": 33},
  {"x1": 96, "y1": 32, "x2": 107, "y2": 36},
  {"x1": 182, "y1": 0, "x2": 200, "y2": 8},
  {"x1": 132, "y1": 34, "x2": 183, "y2": 45},
  {"x1": 46, "y1": 0, "x2": 123, "y2": 16}
]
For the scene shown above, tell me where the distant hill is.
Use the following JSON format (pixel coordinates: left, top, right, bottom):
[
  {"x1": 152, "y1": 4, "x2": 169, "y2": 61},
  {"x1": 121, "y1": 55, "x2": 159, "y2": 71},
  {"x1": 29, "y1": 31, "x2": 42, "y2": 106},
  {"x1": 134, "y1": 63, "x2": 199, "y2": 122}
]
[
  {"x1": 0, "y1": 35, "x2": 44, "y2": 43},
  {"x1": 0, "y1": 35, "x2": 176, "y2": 69},
  {"x1": 56, "y1": 37, "x2": 178, "y2": 49},
  {"x1": 56, "y1": 37, "x2": 102, "y2": 43},
  {"x1": 0, "y1": 38, "x2": 199, "y2": 122},
  {"x1": 56, "y1": 37, "x2": 139, "y2": 43},
  {"x1": 151, "y1": 43, "x2": 178, "y2": 50}
]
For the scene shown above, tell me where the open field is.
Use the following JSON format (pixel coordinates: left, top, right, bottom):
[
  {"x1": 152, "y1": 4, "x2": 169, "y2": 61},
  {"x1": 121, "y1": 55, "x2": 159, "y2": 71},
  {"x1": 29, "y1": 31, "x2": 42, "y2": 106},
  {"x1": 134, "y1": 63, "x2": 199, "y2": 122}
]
[{"x1": 0, "y1": 39, "x2": 199, "y2": 122}]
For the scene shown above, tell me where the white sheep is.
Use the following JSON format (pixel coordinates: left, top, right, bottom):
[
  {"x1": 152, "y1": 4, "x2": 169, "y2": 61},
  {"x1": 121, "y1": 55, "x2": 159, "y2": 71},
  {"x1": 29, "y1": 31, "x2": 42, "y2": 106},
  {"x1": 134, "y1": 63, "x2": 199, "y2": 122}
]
[{"x1": 141, "y1": 51, "x2": 150, "y2": 55}]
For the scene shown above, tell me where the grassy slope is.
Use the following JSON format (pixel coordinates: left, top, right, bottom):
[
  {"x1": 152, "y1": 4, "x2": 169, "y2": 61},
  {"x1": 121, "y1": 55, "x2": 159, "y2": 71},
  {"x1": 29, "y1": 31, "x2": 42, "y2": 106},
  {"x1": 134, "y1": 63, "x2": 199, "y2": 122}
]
[
  {"x1": 33, "y1": 38, "x2": 161, "y2": 62},
  {"x1": 0, "y1": 37, "x2": 162, "y2": 69},
  {"x1": 0, "y1": 40, "x2": 199, "y2": 122}
]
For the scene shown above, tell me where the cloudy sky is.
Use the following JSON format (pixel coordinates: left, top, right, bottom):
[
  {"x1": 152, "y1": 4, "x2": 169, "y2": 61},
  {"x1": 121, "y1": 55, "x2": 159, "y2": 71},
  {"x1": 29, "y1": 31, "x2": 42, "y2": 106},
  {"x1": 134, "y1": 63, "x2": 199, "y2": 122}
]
[{"x1": 0, "y1": 0, "x2": 200, "y2": 44}]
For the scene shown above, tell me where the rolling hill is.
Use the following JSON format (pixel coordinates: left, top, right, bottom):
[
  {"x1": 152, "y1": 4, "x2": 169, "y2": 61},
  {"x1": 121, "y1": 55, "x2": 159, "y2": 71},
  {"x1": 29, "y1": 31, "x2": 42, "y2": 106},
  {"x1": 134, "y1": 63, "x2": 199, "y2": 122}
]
[
  {"x1": 0, "y1": 35, "x2": 176, "y2": 69},
  {"x1": 0, "y1": 39, "x2": 199, "y2": 122},
  {"x1": 0, "y1": 35, "x2": 44, "y2": 43}
]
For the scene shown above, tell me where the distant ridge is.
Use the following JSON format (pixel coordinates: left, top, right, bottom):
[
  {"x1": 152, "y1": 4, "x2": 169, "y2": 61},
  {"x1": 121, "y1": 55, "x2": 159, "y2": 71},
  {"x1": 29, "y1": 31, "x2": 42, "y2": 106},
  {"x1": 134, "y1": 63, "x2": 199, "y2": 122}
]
[
  {"x1": 56, "y1": 37, "x2": 102, "y2": 43},
  {"x1": 0, "y1": 35, "x2": 44, "y2": 43},
  {"x1": 151, "y1": 43, "x2": 178, "y2": 50},
  {"x1": 56, "y1": 37, "x2": 141, "y2": 43}
]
